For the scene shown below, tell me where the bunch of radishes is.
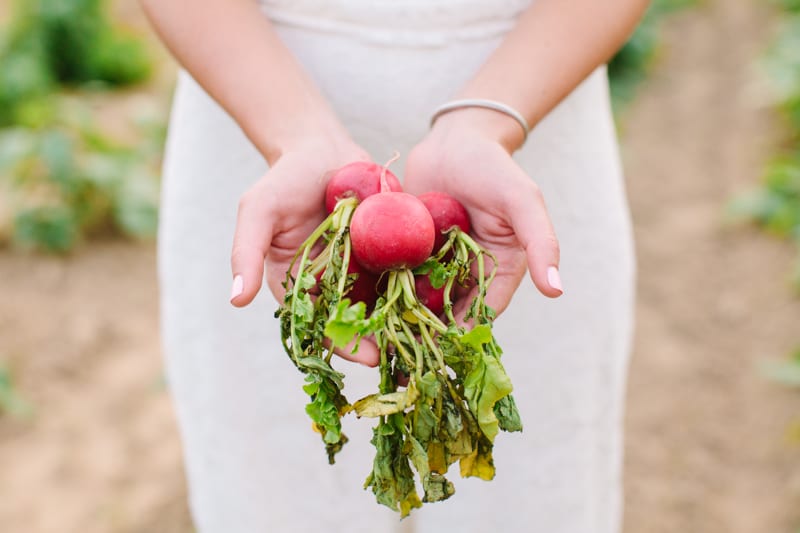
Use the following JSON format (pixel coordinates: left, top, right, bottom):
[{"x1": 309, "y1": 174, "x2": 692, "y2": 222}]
[{"x1": 276, "y1": 159, "x2": 521, "y2": 516}]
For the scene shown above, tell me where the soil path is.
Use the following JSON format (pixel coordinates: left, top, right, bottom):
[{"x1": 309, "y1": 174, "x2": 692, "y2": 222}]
[
  {"x1": 622, "y1": 1, "x2": 800, "y2": 532},
  {"x1": 0, "y1": 245, "x2": 192, "y2": 533},
  {"x1": 2, "y1": 0, "x2": 800, "y2": 532}
]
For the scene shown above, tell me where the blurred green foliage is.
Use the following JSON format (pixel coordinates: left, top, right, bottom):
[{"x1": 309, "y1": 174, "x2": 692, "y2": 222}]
[
  {"x1": 778, "y1": 0, "x2": 800, "y2": 12},
  {"x1": 0, "y1": 0, "x2": 162, "y2": 253},
  {"x1": 732, "y1": 0, "x2": 800, "y2": 389},
  {"x1": 730, "y1": 2, "x2": 800, "y2": 291},
  {"x1": 0, "y1": 0, "x2": 151, "y2": 126},
  {"x1": 729, "y1": 153, "x2": 800, "y2": 286},
  {"x1": 0, "y1": 0, "x2": 695, "y2": 253},
  {"x1": 762, "y1": 14, "x2": 800, "y2": 137},
  {"x1": 609, "y1": 0, "x2": 699, "y2": 108},
  {"x1": 762, "y1": 348, "x2": 800, "y2": 387},
  {"x1": 0, "y1": 105, "x2": 164, "y2": 252},
  {"x1": 0, "y1": 363, "x2": 33, "y2": 419}
]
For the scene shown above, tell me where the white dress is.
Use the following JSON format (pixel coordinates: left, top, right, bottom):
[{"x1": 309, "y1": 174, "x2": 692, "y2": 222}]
[{"x1": 158, "y1": 1, "x2": 636, "y2": 532}]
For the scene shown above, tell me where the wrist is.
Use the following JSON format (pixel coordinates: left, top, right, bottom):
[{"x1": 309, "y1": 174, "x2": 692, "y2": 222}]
[
  {"x1": 429, "y1": 106, "x2": 526, "y2": 154},
  {"x1": 252, "y1": 112, "x2": 360, "y2": 167}
]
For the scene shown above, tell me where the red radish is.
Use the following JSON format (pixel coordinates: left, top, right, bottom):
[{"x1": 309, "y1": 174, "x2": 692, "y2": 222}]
[
  {"x1": 418, "y1": 191, "x2": 471, "y2": 252},
  {"x1": 312, "y1": 258, "x2": 382, "y2": 309},
  {"x1": 345, "y1": 259, "x2": 382, "y2": 309},
  {"x1": 324, "y1": 162, "x2": 403, "y2": 213},
  {"x1": 414, "y1": 274, "x2": 444, "y2": 315},
  {"x1": 350, "y1": 192, "x2": 435, "y2": 273},
  {"x1": 395, "y1": 369, "x2": 410, "y2": 388}
]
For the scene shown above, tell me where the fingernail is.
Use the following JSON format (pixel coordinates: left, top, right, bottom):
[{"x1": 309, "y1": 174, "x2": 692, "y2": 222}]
[
  {"x1": 230, "y1": 275, "x2": 244, "y2": 301},
  {"x1": 547, "y1": 266, "x2": 563, "y2": 294}
]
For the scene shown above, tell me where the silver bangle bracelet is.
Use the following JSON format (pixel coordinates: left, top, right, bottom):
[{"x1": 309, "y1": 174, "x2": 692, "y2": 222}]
[{"x1": 429, "y1": 98, "x2": 530, "y2": 143}]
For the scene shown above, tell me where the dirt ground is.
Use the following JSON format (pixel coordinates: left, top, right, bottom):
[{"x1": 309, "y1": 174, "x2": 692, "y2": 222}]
[
  {"x1": 621, "y1": 1, "x2": 800, "y2": 532},
  {"x1": 2, "y1": 0, "x2": 800, "y2": 532}
]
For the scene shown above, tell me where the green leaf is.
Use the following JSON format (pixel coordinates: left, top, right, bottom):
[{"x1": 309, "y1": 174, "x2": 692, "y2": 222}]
[
  {"x1": 324, "y1": 433, "x2": 348, "y2": 465},
  {"x1": 296, "y1": 270, "x2": 317, "y2": 291},
  {"x1": 416, "y1": 371, "x2": 440, "y2": 400},
  {"x1": 441, "y1": 397, "x2": 464, "y2": 440},
  {"x1": 406, "y1": 434, "x2": 455, "y2": 503},
  {"x1": 324, "y1": 299, "x2": 368, "y2": 348},
  {"x1": 294, "y1": 291, "x2": 314, "y2": 324},
  {"x1": 412, "y1": 403, "x2": 437, "y2": 445},
  {"x1": 463, "y1": 352, "x2": 513, "y2": 442},
  {"x1": 460, "y1": 324, "x2": 493, "y2": 351},
  {"x1": 445, "y1": 426, "x2": 473, "y2": 459},
  {"x1": 494, "y1": 394, "x2": 523, "y2": 432},
  {"x1": 303, "y1": 374, "x2": 349, "y2": 461},
  {"x1": 412, "y1": 371, "x2": 441, "y2": 446},
  {"x1": 364, "y1": 417, "x2": 423, "y2": 517},
  {"x1": 302, "y1": 376, "x2": 320, "y2": 396},
  {"x1": 412, "y1": 258, "x2": 437, "y2": 276},
  {"x1": 406, "y1": 434, "x2": 430, "y2": 481},
  {"x1": 295, "y1": 356, "x2": 344, "y2": 389},
  {"x1": 422, "y1": 472, "x2": 455, "y2": 503}
]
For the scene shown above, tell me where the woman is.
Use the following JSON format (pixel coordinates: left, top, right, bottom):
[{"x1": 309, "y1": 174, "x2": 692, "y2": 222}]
[{"x1": 143, "y1": 0, "x2": 645, "y2": 531}]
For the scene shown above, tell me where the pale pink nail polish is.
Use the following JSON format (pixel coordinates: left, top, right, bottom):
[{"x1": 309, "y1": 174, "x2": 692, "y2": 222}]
[
  {"x1": 547, "y1": 266, "x2": 563, "y2": 294},
  {"x1": 230, "y1": 275, "x2": 244, "y2": 301}
]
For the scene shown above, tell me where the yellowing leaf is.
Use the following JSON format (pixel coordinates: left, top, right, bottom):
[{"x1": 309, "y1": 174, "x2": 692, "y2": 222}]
[
  {"x1": 426, "y1": 441, "x2": 448, "y2": 474},
  {"x1": 459, "y1": 443, "x2": 495, "y2": 481},
  {"x1": 401, "y1": 309, "x2": 419, "y2": 324},
  {"x1": 354, "y1": 384, "x2": 419, "y2": 418}
]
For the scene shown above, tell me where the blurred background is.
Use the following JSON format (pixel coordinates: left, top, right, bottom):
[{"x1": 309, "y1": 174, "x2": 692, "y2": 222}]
[{"x1": 1, "y1": 0, "x2": 800, "y2": 531}]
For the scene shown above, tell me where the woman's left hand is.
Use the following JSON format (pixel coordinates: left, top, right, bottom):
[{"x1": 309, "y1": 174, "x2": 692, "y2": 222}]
[{"x1": 403, "y1": 111, "x2": 563, "y2": 320}]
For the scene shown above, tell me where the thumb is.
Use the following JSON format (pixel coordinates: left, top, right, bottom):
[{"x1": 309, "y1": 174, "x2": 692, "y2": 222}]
[
  {"x1": 230, "y1": 192, "x2": 273, "y2": 307},
  {"x1": 507, "y1": 181, "x2": 563, "y2": 298}
]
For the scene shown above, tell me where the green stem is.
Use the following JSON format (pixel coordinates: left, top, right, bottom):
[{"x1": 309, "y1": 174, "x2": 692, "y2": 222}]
[
  {"x1": 398, "y1": 268, "x2": 418, "y2": 309},
  {"x1": 289, "y1": 244, "x2": 313, "y2": 362},
  {"x1": 287, "y1": 210, "x2": 337, "y2": 278},
  {"x1": 419, "y1": 323, "x2": 447, "y2": 376},
  {"x1": 411, "y1": 308, "x2": 448, "y2": 335},
  {"x1": 336, "y1": 232, "x2": 353, "y2": 297},
  {"x1": 476, "y1": 249, "x2": 486, "y2": 315},
  {"x1": 432, "y1": 231, "x2": 456, "y2": 261},
  {"x1": 443, "y1": 274, "x2": 457, "y2": 326},
  {"x1": 398, "y1": 318, "x2": 425, "y2": 381},
  {"x1": 375, "y1": 330, "x2": 394, "y2": 395},
  {"x1": 419, "y1": 322, "x2": 464, "y2": 404},
  {"x1": 398, "y1": 269, "x2": 448, "y2": 333},
  {"x1": 308, "y1": 248, "x2": 331, "y2": 278},
  {"x1": 385, "y1": 312, "x2": 415, "y2": 369},
  {"x1": 376, "y1": 271, "x2": 403, "y2": 312}
]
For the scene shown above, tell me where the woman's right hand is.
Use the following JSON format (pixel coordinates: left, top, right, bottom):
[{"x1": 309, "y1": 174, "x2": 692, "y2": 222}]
[{"x1": 228, "y1": 135, "x2": 380, "y2": 366}]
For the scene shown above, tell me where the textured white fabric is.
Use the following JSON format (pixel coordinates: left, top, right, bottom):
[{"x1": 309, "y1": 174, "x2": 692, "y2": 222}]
[{"x1": 158, "y1": 2, "x2": 635, "y2": 532}]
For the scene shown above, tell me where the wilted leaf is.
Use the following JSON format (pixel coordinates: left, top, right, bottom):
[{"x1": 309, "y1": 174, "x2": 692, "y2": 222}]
[
  {"x1": 464, "y1": 353, "x2": 513, "y2": 442},
  {"x1": 364, "y1": 416, "x2": 422, "y2": 517},
  {"x1": 459, "y1": 438, "x2": 495, "y2": 481},
  {"x1": 494, "y1": 393, "x2": 523, "y2": 432},
  {"x1": 354, "y1": 383, "x2": 419, "y2": 418}
]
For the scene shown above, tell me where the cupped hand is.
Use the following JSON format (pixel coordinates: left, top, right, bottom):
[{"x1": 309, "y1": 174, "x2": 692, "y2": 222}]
[
  {"x1": 404, "y1": 113, "x2": 562, "y2": 320},
  {"x1": 228, "y1": 136, "x2": 380, "y2": 366}
]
